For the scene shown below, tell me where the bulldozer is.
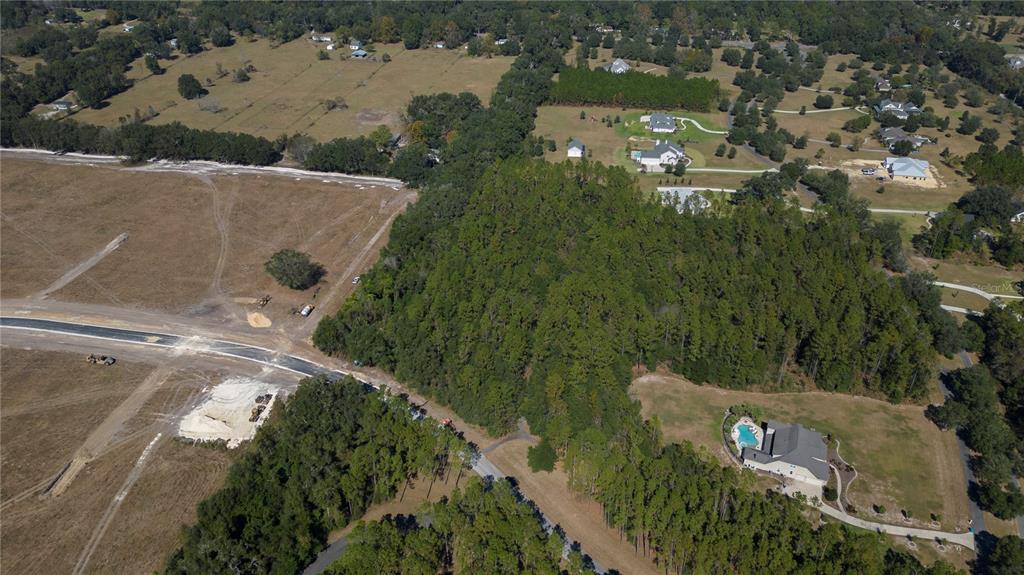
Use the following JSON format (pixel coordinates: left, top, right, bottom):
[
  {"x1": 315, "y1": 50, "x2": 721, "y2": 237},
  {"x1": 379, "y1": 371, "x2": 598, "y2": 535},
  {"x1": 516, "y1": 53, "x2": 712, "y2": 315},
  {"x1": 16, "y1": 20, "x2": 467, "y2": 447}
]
[{"x1": 86, "y1": 354, "x2": 116, "y2": 366}]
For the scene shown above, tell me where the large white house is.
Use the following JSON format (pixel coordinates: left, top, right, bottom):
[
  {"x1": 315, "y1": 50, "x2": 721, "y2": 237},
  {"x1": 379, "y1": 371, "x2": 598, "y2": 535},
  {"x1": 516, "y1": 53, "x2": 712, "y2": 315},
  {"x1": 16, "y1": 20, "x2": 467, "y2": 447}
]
[
  {"x1": 874, "y1": 99, "x2": 921, "y2": 120},
  {"x1": 884, "y1": 156, "x2": 930, "y2": 181},
  {"x1": 742, "y1": 420, "x2": 829, "y2": 486},
  {"x1": 567, "y1": 138, "x2": 585, "y2": 158},
  {"x1": 633, "y1": 140, "x2": 686, "y2": 170}
]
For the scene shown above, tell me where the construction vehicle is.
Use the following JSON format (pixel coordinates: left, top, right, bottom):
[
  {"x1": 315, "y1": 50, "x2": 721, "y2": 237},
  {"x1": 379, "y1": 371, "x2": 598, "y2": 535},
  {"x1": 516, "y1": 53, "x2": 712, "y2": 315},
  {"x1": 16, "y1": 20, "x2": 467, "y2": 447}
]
[
  {"x1": 249, "y1": 404, "x2": 266, "y2": 422},
  {"x1": 86, "y1": 354, "x2": 116, "y2": 366},
  {"x1": 255, "y1": 294, "x2": 271, "y2": 309}
]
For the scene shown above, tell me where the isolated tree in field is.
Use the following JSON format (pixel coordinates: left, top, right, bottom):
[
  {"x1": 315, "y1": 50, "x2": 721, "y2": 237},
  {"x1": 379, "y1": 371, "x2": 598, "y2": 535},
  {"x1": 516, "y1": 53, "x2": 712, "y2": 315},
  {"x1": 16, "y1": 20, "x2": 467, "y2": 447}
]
[
  {"x1": 145, "y1": 54, "x2": 163, "y2": 75},
  {"x1": 957, "y1": 111, "x2": 982, "y2": 135},
  {"x1": 977, "y1": 127, "x2": 1000, "y2": 144},
  {"x1": 814, "y1": 94, "x2": 833, "y2": 109},
  {"x1": 265, "y1": 249, "x2": 324, "y2": 290},
  {"x1": 177, "y1": 74, "x2": 204, "y2": 99},
  {"x1": 233, "y1": 68, "x2": 249, "y2": 83},
  {"x1": 826, "y1": 132, "x2": 842, "y2": 147},
  {"x1": 715, "y1": 143, "x2": 727, "y2": 156}
]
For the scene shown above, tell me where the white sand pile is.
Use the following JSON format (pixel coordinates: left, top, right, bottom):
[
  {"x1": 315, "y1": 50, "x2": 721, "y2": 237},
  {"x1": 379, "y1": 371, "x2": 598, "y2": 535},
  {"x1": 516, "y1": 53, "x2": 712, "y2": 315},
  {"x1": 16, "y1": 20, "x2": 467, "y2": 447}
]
[{"x1": 177, "y1": 377, "x2": 278, "y2": 448}]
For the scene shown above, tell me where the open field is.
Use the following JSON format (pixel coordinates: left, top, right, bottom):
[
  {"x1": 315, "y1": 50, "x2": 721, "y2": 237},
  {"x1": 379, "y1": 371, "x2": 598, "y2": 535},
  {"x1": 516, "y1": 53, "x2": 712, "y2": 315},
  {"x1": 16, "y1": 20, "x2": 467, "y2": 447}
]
[
  {"x1": 911, "y1": 256, "x2": 1023, "y2": 297},
  {"x1": 0, "y1": 156, "x2": 412, "y2": 334},
  {"x1": 73, "y1": 37, "x2": 513, "y2": 141},
  {"x1": 631, "y1": 372, "x2": 969, "y2": 533},
  {"x1": 870, "y1": 212, "x2": 931, "y2": 245},
  {"x1": 0, "y1": 348, "x2": 237, "y2": 575}
]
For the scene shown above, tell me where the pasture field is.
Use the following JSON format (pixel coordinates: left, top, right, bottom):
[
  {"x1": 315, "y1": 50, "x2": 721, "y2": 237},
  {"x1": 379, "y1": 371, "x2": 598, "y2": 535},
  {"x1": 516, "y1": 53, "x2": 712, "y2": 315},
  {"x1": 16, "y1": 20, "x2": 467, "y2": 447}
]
[
  {"x1": 0, "y1": 156, "x2": 412, "y2": 333},
  {"x1": 73, "y1": 37, "x2": 513, "y2": 141},
  {"x1": 631, "y1": 372, "x2": 970, "y2": 534},
  {"x1": 911, "y1": 257, "x2": 1023, "y2": 297}
]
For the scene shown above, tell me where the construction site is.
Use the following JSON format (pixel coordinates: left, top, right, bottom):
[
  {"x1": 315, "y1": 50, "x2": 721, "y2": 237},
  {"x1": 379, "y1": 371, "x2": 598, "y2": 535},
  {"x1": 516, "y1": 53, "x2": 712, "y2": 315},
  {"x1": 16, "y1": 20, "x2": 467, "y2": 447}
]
[{"x1": 0, "y1": 153, "x2": 412, "y2": 574}]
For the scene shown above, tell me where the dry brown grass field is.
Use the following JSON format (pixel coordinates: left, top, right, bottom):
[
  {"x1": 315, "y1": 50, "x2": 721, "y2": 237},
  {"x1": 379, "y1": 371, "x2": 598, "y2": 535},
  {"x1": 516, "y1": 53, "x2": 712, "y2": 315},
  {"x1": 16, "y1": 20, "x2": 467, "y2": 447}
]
[
  {"x1": 0, "y1": 157, "x2": 413, "y2": 332},
  {"x1": 0, "y1": 349, "x2": 236, "y2": 575},
  {"x1": 631, "y1": 371, "x2": 970, "y2": 535},
  {"x1": 73, "y1": 37, "x2": 513, "y2": 141}
]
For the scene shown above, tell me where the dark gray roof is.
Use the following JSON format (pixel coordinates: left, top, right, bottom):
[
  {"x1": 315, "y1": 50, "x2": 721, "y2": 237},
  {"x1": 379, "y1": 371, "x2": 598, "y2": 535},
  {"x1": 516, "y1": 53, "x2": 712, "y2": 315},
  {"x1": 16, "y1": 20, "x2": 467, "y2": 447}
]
[
  {"x1": 638, "y1": 140, "x2": 684, "y2": 159},
  {"x1": 649, "y1": 112, "x2": 676, "y2": 131},
  {"x1": 742, "y1": 420, "x2": 829, "y2": 482}
]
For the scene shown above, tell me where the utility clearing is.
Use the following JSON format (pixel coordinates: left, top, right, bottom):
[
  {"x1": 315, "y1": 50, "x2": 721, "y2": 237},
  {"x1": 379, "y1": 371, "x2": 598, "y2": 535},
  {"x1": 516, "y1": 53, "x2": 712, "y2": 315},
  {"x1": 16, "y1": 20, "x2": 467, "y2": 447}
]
[{"x1": 177, "y1": 377, "x2": 278, "y2": 447}]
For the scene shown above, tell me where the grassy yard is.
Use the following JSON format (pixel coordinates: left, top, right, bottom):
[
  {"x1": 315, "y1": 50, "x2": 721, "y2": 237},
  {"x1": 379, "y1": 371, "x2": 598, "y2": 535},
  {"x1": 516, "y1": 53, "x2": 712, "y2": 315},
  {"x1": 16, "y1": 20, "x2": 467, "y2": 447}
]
[
  {"x1": 631, "y1": 372, "x2": 970, "y2": 533},
  {"x1": 870, "y1": 212, "x2": 931, "y2": 245},
  {"x1": 73, "y1": 37, "x2": 512, "y2": 141},
  {"x1": 912, "y1": 257, "x2": 1023, "y2": 297}
]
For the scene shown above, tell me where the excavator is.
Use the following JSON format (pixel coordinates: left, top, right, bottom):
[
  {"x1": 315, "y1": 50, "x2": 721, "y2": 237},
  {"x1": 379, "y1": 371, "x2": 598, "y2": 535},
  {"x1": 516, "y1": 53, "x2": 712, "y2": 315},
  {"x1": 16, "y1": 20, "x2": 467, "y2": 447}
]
[{"x1": 86, "y1": 354, "x2": 116, "y2": 366}]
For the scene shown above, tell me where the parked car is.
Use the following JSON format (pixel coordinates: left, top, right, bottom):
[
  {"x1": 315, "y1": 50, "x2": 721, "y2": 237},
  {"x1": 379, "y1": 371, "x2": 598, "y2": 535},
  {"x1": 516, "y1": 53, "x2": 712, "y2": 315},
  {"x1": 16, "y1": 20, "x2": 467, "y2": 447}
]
[{"x1": 299, "y1": 304, "x2": 314, "y2": 317}]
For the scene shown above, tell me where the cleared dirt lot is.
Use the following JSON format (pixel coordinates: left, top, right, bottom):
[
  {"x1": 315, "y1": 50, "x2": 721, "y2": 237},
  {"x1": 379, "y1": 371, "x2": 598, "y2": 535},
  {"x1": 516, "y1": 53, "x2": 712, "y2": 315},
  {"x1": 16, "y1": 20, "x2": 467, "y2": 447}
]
[
  {"x1": 631, "y1": 371, "x2": 970, "y2": 534},
  {"x1": 0, "y1": 156, "x2": 413, "y2": 335},
  {"x1": 73, "y1": 38, "x2": 513, "y2": 141},
  {"x1": 0, "y1": 349, "x2": 236, "y2": 575}
]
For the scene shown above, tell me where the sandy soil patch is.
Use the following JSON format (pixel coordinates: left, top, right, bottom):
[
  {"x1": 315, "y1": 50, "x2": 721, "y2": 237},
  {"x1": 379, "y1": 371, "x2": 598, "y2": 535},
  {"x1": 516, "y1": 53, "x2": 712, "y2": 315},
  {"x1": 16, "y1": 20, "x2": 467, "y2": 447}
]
[
  {"x1": 246, "y1": 311, "x2": 272, "y2": 328},
  {"x1": 177, "y1": 377, "x2": 277, "y2": 448}
]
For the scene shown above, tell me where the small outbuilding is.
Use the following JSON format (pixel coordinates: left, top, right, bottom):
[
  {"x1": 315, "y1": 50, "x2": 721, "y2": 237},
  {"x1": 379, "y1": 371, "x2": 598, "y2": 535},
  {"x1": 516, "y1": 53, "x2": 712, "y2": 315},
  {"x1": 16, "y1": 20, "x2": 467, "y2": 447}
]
[{"x1": 567, "y1": 138, "x2": 585, "y2": 158}]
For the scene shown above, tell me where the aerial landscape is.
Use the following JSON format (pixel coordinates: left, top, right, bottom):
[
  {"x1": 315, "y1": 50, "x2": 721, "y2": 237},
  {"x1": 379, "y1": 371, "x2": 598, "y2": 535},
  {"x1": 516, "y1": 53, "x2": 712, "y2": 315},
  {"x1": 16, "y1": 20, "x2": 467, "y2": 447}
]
[{"x1": 1, "y1": 1, "x2": 1023, "y2": 574}]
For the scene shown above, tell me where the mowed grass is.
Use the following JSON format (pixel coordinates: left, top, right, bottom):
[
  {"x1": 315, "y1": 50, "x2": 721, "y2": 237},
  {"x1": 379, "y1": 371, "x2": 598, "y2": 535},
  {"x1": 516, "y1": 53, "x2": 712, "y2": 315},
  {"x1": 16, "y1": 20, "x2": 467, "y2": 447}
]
[
  {"x1": 631, "y1": 372, "x2": 969, "y2": 531},
  {"x1": 915, "y1": 257, "x2": 1024, "y2": 296},
  {"x1": 73, "y1": 37, "x2": 513, "y2": 141}
]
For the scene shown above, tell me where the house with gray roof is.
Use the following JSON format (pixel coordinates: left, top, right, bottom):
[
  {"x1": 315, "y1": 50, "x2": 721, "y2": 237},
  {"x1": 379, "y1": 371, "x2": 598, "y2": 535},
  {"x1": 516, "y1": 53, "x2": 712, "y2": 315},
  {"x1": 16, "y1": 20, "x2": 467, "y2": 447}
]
[
  {"x1": 1007, "y1": 54, "x2": 1024, "y2": 70},
  {"x1": 875, "y1": 78, "x2": 892, "y2": 92},
  {"x1": 603, "y1": 58, "x2": 631, "y2": 74},
  {"x1": 567, "y1": 138, "x2": 585, "y2": 158},
  {"x1": 351, "y1": 49, "x2": 368, "y2": 59},
  {"x1": 884, "y1": 156, "x2": 930, "y2": 181},
  {"x1": 645, "y1": 112, "x2": 677, "y2": 133},
  {"x1": 877, "y1": 127, "x2": 930, "y2": 151},
  {"x1": 874, "y1": 99, "x2": 922, "y2": 120},
  {"x1": 742, "y1": 420, "x2": 829, "y2": 486},
  {"x1": 632, "y1": 140, "x2": 686, "y2": 170}
]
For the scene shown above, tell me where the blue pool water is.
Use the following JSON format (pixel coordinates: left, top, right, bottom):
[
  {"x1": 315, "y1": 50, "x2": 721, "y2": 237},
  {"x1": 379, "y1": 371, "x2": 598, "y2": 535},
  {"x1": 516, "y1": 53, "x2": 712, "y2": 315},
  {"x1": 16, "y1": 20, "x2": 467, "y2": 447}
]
[{"x1": 736, "y1": 425, "x2": 759, "y2": 448}]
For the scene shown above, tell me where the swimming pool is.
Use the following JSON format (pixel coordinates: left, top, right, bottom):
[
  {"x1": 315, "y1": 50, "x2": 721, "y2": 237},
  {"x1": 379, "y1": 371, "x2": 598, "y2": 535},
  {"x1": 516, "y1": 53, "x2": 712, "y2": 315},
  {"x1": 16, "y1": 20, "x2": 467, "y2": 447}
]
[{"x1": 736, "y1": 424, "x2": 759, "y2": 449}]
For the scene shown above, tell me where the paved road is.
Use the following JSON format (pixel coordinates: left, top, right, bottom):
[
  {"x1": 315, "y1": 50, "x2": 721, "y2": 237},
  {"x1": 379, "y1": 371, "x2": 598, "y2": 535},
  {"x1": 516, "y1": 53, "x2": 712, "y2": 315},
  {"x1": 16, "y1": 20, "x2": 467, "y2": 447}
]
[{"x1": 0, "y1": 315, "x2": 607, "y2": 575}]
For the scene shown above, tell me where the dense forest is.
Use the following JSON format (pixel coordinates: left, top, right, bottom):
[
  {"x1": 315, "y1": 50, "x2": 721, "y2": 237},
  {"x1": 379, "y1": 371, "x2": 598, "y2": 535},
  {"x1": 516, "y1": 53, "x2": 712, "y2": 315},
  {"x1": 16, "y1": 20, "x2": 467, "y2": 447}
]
[
  {"x1": 549, "y1": 67, "x2": 719, "y2": 111},
  {"x1": 165, "y1": 376, "x2": 470, "y2": 574},
  {"x1": 327, "y1": 478, "x2": 589, "y2": 575}
]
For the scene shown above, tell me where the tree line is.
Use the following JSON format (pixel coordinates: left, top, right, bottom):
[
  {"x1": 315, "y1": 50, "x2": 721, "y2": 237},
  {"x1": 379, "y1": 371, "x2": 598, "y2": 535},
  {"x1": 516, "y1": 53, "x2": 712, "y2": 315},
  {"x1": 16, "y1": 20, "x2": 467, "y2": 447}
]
[
  {"x1": 2, "y1": 115, "x2": 282, "y2": 166},
  {"x1": 549, "y1": 67, "x2": 719, "y2": 112},
  {"x1": 328, "y1": 478, "x2": 592, "y2": 575},
  {"x1": 165, "y1": 376, "x2": 470, "y2": 574},
  {"x1": 929, "y1": 302, "x2": 1024, "y2": 520},
  {"x1": 913, "y1": 186, "x2": 1024, "y2": 267}
]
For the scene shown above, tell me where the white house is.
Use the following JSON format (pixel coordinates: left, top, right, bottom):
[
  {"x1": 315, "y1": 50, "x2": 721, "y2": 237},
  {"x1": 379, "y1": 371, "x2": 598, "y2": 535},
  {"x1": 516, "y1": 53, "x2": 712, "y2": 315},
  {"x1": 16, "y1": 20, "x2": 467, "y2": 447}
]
[
  {"x1": 603, "y1": 58, "x2": 631, "y2": 74},
  {"x1": 122, "y1": 24, "x2": 134, "y2": 33},
  {"x1": 644, "y1": 112, "x2": 676, "y2": 133},
  {"x1": 495, "y1": 38, "x2": 509, "y2": 46},
  {"x1": 741, "y1": 420, "x2": 829, "y2": 487},
  {"x1": 1007, "y1": 55, "x2": 1024, "y2": 70},
  {"x1": 434, "y1": 41, "x2": 446, "y2": 49},
  {"x1": 312, "y1": 33, "x2": 333, "y2": 43},
  {"x1": 874, "y1": 99, "x2": 921, "y2": 120},
  {"x1": 567, "y1": 138, "x2": 585, "y2": 158},
  {"x1": 633, "y1": 140, "x2": 686, "y2": 170},
  {"x1": 50, "y1": 100, "x2": 74, "y2": 112},
  {"x1": 884, "y1": 156, "x2": 930, "y2": 181},
  {"x1": 348, "y1": 39, "x2": 362, "y2": 50}
]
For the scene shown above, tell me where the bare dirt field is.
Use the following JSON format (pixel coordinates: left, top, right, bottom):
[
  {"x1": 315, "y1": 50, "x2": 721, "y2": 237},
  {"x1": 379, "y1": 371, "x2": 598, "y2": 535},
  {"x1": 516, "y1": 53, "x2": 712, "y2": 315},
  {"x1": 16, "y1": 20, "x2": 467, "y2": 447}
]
[
  {"x1": 73, "y1": 38, "x2": 513, "y2": 141},
  {"x1": 0, "y1": 348, "x2": 237, "y2": 575},
  {"x1": 0, "y1": 156, "x2": 413, "y2": 336},
  {"x1": 630, "y1": 371, "x2": 970, "y2": 534}
]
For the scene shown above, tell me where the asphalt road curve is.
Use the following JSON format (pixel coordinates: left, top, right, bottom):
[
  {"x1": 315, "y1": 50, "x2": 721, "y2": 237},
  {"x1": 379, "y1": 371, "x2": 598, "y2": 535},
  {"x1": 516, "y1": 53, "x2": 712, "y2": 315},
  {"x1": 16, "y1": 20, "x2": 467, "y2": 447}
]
[{"x1": 0, "y1": 317, "x2": 337, "y2": 381}]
